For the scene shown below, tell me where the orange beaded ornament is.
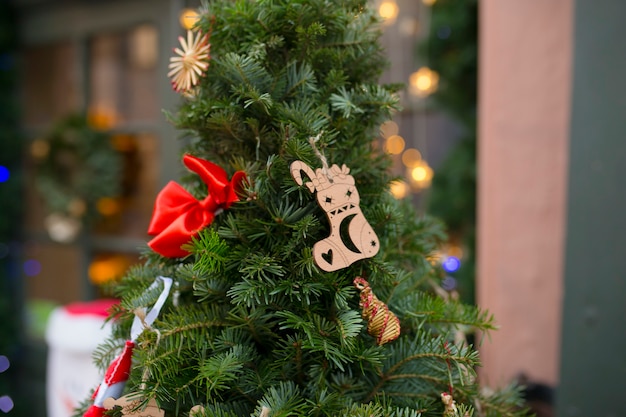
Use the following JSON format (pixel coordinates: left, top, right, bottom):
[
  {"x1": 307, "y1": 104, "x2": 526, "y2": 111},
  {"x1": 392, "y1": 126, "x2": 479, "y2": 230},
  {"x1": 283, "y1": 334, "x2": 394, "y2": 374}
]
[{"x1": 353, "y1": 277, "x2": 401, "y2": 345}]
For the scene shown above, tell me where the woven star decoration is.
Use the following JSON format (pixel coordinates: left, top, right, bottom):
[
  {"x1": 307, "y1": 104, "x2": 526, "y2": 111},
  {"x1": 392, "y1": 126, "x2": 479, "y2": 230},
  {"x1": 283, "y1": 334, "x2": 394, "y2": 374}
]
[{"x1": 168, "y1": 30, "x2": 210, "y2": 94}]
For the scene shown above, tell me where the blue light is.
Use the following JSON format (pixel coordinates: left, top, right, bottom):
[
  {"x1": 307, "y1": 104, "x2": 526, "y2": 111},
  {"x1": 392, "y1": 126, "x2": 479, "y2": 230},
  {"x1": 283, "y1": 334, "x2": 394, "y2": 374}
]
[
  {"x1": 0, "y1": 356, "x2": 8, "y2": 373},
  {"x1": 23, "y1": 259, "x2": 42, "y2": 277},
  {"x1": 442, "y1": 276, "x2": 457, "y2": 291},
  {"x1": 0, "y1": 395, "x2": 14, "y2": 413},
  {"x1": 0, "y1": 166, "x2": 9, "y2": 183},
  {"x1": 0, "y1": 355, "x2": 11, "y2": 413},
  {"x1": 442, "y1": 256, "x2": 461, "y2": 273}
]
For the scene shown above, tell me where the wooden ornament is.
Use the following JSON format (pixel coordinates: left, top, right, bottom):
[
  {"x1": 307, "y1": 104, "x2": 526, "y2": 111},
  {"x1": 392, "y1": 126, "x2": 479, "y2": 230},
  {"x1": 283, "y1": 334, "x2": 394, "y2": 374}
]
[
  {"x1": 189, "y1": 405, "x2": 205, "y2": 416},
  {"x1": 103, "y1": 393, "x2": 165, "y2": 417},
  {"x1": 353, "y1": 277, "x2": 400, "y2": 345},
  {"x1": 290, "y1": 160, "x2": 379, "y2": 271}
]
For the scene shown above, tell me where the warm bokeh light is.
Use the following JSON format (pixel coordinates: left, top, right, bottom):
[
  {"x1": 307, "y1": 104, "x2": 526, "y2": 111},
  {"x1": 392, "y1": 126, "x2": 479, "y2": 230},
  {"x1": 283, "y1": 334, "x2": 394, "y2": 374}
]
[
  {"x1": 385, "y1": 135, "x2": 405, "y2": 155},
  {"x1": 44, "y1": 213, "x2": 81, "y2": 243},
  {"x1": 408, "y1": 160, "x2": 434, "y2": 189},
  {"x1": 401, "y1": 148, "x2": 422, "y2": 167},
  {"x1": 390, "y1": 180, "x2": 409, "y2": 199},
  {"x1": 30, "y1": 139, "x2": 50, "y2": 159},
  {"x1": 379, "y1": 120, "x2": 399, "y2": 138},
  {"x1": 87, "y1": 106, "x2": 118, "y2": 130},
  {"x1": 411, "y1": 166, "x2": 428, "y2": 182},
  {"x1": 96, "y1": 197, "x2": 122, "y2": 216},
  {"x1": 378, "y1": 0, "x2": 399, "y2": 25},
  {"x1": 179, "y1": 8, "x2": 200, "y2": 30},
  {"x1": 111, "y1": 134, "x2": 136, "y2": 152},
  {"x1": 68, "y1": 198, "x2": 86, "y2": 217},
  {"x1": 447, "y1": 244, "x2": 464, "y2": 260},
  {"x1": 409, "y1": 67, "x2": 439, "y2": 97},
  {"x1": 129, "y1": 24, "x2": 158, "y2": 69},
  {"x1": 88, "y1": 255, "x2": 131, "y2": 285},
  {"x1": 422, "y1": 0, "x2": 437, "y2": 6},
  {"x1": 399, "y1": 18, "x2": 419, "y2": 37}
]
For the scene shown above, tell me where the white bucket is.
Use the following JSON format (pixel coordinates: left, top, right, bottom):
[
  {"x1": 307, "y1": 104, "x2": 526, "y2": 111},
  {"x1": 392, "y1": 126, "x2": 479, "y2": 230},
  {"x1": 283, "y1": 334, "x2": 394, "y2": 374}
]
[{"x1": 45, "y1": 299, "x2": 117, "y2": 417}]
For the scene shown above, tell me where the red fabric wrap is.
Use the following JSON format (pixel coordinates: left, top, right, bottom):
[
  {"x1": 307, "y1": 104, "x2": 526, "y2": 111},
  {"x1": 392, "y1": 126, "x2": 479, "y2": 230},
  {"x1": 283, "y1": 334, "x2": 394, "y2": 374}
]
[
  {"x1": 83, "y1": 341, "x2": 135, "y2": 417},
  {"x1": 148, "y1": 154, "x2": 246, "y2": 258}
]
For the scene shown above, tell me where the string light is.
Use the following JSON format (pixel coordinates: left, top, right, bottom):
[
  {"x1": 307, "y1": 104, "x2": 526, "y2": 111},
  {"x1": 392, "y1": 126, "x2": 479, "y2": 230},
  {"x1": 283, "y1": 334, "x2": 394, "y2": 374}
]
[
  {"x1": 409, "y1": 67, "x2": 439, "y2": 97},
  {"x1": 87, "y1": 106, "x2": 118, "y2": 130},
  {"x1": 23, "y1": 259, "x2": 42, "y2": 277},
  {"x1": 30, "y1": 139, "x2": 50, "y2": 159},
  {"x1": 179, "y1": 8, "x2": 200, "y2": 30},
  {"x1": 390, "y1": 180, "x2": 409, "y2": 199},
  {"x1": 384, "y1": 135, "x2": 405, "y2": 155},
  {"x1": 378, "y1": 0, "x2": 399, "y2": 25},
  {"x1": 96, "y1": 197, "x2": 121, "y2": 216},
  {"x1": 0, "y1": 166, "x2": 9, "y2": 183},
  {"x1": 401, "y1": 148, "x2": 422, "y2": 168},
  {"x1": 447, "y1": 244, "x2": 464, "y2": 259},
  {"x1": 408, "y1": 160, "x2": 434, "y2": 189},
  {"x1": 379, "y1": 120, "x2": 399, "y2": 138},
  {"x1": 442, "y1": 256, "x2": 461, "y2": 273},
  {"x1": 88, "y1": 255, "x2": 131, "y2": 285}
]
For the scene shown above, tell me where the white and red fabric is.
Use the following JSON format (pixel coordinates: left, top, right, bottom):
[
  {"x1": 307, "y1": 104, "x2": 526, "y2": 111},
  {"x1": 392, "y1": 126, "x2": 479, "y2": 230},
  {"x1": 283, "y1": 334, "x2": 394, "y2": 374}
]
[{"x1": 83, "y1": 276, "x2": 172, "y2": 417}]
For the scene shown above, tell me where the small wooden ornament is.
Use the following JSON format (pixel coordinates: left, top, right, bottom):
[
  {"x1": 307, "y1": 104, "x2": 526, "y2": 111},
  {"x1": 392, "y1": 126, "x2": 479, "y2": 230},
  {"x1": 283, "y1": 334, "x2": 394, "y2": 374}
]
[
  {"x1": 103, "y1": 394, "x2": 165, "y2": 417},
  {"x1": 290, "y1": 160, "x2": 379, "y2": 272},
  {"x1": 189, "y1": 405, "x2": 205, "y2": 416},
  {"x1": 354, "y1": 277, "x2": 401, "y2": 345}
]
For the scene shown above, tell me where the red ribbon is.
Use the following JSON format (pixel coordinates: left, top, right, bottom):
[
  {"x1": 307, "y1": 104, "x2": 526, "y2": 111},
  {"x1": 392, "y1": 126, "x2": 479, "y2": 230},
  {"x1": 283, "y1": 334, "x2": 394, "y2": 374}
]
[{"x1": 148, "y1": 154, "x2": 246, "y2": 258}]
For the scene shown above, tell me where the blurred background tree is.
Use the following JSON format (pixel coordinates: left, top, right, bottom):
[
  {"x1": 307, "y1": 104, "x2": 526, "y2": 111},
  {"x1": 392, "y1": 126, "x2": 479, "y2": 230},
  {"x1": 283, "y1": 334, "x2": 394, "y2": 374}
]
[{"x1": 418, "y1": 0, "x2": 478, "y2": 304}]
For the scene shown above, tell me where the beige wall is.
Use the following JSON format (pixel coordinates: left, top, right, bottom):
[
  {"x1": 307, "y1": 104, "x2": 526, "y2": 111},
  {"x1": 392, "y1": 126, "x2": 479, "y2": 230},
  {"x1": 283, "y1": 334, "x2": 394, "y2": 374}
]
[{"x1": 477, "y1": 0, "x2": 573, "y2": 387}]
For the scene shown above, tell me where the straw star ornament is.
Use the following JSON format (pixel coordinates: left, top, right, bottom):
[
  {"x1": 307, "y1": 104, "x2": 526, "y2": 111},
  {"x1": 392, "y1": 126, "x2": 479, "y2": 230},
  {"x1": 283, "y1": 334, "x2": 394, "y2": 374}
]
[{"x1": 168, "y1": 30, "x2": 210, "y2": 94}]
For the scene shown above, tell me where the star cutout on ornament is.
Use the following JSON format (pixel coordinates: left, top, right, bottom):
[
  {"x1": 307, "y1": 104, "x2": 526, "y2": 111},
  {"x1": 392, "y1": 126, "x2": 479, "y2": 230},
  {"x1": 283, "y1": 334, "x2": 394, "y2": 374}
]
[
  {"x1": 371, "y1": 240, "x2": 377, "y2": 247},
  {"x1": 324, "y1": 195, "x2": 333, "y2": 204},
  {"x1": 346, "y1": 188, "x2": 353, "y2": 198}
]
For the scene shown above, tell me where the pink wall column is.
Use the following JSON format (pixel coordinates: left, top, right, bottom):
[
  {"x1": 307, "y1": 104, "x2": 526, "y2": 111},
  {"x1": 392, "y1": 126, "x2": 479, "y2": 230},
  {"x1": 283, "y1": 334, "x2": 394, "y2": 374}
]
[{"x1": 477, "y1": 0, "x2": 573, "y2": 387}]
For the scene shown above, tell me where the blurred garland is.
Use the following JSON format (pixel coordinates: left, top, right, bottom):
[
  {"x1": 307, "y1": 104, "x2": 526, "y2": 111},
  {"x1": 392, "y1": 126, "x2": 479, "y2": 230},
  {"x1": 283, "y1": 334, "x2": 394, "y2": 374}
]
[
  {"x1": 418, "y1": 0, "x2": 477, "y2": 303},
  {"x1": 31, "y1": 114, "x2": 123, "y2": 242}
]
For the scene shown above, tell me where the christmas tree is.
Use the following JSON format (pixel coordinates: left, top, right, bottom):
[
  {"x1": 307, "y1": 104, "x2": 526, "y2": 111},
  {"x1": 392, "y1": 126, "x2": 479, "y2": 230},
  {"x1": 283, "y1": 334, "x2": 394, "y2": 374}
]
[{"x1": 76, "y1": 1, "x2": 528, "y2": 416}]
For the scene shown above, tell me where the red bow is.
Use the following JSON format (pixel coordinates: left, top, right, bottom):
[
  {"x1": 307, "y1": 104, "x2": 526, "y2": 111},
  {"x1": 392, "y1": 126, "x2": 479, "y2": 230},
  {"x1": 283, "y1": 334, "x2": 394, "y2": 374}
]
[{"x1": 148, "y1": 154, "x2": 246, "y2": 258}]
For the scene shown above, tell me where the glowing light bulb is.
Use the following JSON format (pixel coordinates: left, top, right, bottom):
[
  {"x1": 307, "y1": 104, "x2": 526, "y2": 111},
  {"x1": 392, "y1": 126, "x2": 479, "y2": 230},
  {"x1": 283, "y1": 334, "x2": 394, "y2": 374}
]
[
  {"x1": 390, "y1": 180, "x2": 409, "y2": 199},
  {"x1": 447, "y1": 244, "x2": 464, "y2": 259},
  {"x1": 89, "y1": 255, "x2": 131, "y2": 285},
  {"x1": 380, "y1": 120, "x2": 399, "y2": 138},
  {"x1": 30, "y1": 139, "x2": 50, "y2": 159},
  {"x1": 442, "y1": 256, "x2": 461, "y2": 273},
  {"x1": 179, "y1": 8, "x2": 200, "y2": 30},
  {"x1": 411, "y1": 166, "x2": 428, "y2": 181},
  {"x1": 402, "y1": 148, "x2": 422, "y2": 167},
  {"x1": 385, "y1": 135, "x2": 405, "y2": 155},
  {"x1": 409, "y1": 67, "x2": 439, "y2": 97},
  {"x1": 23, "y1": 259, "x2": 41, "y2": 277},
  {"x1": 379, "y1": 1, "x2": 399, "y2": 24},
  {"x1": 408, "y1": 160, "x2": 434, "y2": 189},
  {"x1": 0, "y1": 166, "x2": 8, "y2": 183},
  {"x1": 96, "y1": 197, "x2": 121, "y2": 216}
]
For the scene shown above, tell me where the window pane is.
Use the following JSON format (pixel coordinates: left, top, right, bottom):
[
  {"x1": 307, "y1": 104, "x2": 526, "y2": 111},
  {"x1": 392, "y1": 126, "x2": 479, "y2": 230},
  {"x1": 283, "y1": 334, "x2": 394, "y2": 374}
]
[
  {"x1": 23, "y1": 242, "x2": 82, "y2": 305},
  {"x1": 94, "y1": 132, "x2": 159, "y2": 239},
  {"x1": 21, "y1": 42, "x2": 81, "y2": 128},
  {"x1": 88, "y1": 24, "x2": 160, "y2": 127}
]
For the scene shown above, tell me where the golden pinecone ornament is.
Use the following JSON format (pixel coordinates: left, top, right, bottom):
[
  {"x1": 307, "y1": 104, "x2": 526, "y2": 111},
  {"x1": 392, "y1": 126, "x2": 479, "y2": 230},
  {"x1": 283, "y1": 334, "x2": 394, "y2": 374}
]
[{"x1": 354, "y1": 277, "x2": 401, "y2": 345}]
